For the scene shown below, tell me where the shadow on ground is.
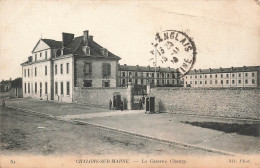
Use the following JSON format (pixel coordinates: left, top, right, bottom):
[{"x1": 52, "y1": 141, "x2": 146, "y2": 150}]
[{"x1": 182, "y1": 121, "x2": 260, "y2": 137}]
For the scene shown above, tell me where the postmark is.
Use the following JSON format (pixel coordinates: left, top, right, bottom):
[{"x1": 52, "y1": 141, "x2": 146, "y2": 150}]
[{"x1": 150, "y1": 30, "x2": 196, "y2": 78}]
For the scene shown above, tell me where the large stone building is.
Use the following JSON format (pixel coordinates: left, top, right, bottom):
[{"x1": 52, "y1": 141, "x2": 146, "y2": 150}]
[
  {"x1": 117, "y1": 64, "x2": 182, "y2": 87},
  {"x1": 21, "y1": 30, "x2": 120, "y2": 102},
  {"x1": 184, "y1": 66, "x2": 260, "y2": 88}
]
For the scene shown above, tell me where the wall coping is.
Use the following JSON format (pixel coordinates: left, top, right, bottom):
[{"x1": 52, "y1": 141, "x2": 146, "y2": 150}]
[
  {"x1": 74, "y1": 87, "x2": 128, "y2": 90},
  {"x1": 151, "y1": 87, "x2": 260, "y2": 91}
]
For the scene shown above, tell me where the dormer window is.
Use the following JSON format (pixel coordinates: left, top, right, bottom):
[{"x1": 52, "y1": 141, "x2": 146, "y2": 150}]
[
  {"x1": 82, "y1": 46, "x2": 90, "y2": 55},
  {"x1": 101, "y1": 48, "x2": 108, "y2": 57}
]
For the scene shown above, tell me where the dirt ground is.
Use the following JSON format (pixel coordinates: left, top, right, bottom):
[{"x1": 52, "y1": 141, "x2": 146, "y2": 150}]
[{"x1": 0, "y1": 107, "x2": 215, "y2": 156}]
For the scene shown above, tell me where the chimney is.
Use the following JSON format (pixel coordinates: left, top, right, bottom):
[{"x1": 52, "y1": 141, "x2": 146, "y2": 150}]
[
  {"x1": 136, "y1": 65, "x2": 139, "y2": 69},
  {"x1": 124, "y1": 64, "x2": 127, "y2": 69},
  {"x1": 62, "y1": 32, "x2": 74, "y2": 48},
  {"x1": 89, "y1": 35, "x2": 93, "y2": 41},
  {"x1": 28, "y1": 56, "x2": 32, "y2": 63},
  {"x1": 83, "y1": 30, "x2": 89, "y2": 45},
  {"x1": 243, "y1": 66, "x2": 246, "y2": 69},
  {"x1": 148, "y1": 65, "x2": 150, "y2": 70},
  {"x1": 168, "y1": 66, "x2": 170, "y2": 71}
]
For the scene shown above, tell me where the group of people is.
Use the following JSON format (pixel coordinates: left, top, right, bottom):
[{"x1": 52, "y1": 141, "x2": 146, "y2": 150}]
[{"x1": 109, "y1": 99, "x2": 124, "y2": 111}]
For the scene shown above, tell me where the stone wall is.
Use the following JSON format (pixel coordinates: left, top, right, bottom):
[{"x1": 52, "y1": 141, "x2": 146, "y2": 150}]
[
  {"x1": 73, "y1": 87, "x2": 131, "y2": 109},
  {"x1": 149, "y1": 87, "x2": 260, "y2": 119}
]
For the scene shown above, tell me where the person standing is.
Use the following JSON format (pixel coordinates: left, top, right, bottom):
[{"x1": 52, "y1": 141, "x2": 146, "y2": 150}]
[
  {"x1": 109, "y1": 100, "x2": 112, "y2": 110},
  {"x1": 139, "y1": 99, "x2": 143, "y2": 110}
]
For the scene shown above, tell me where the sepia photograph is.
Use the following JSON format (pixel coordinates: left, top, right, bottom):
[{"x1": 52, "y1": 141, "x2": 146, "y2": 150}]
[{"x1": 0, "y1": 0, "x2": 259, "y2": 167}]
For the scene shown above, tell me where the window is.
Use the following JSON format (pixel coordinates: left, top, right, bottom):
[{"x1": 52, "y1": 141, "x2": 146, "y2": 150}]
[
  {"x1": 84, "y1": 63, "x2": 92, "y2": 76},
  {"x1": 40, "y1": 52, "x2": 42, "y2": 57},
  {"x1": 200, "y1": 81, "x2": 202, "y2": 84},
  {"x1": 129, "y1": 79, "x2": 132, "y2": 83},
  {"x1": 215, "y1": 80, "x2": 218, "y2": 84},
  {"x1": 28, "y1": 69, "x2": 30, "y2": 77},
  {"x1": 238, "y1": 80, "x2": 241, "y2": 84},
  {"x1": 35, "y1": 83, "x2": 37, "y2": 94},
  {"x1": 245, "y1": 73, "x2": 248, "y2": 77},
  {"x1": 66, "y1": 63, "x2": 69, "y2": 74},
  {"x1": 190, "y1": 75, "x2": 192, "y2": 79},
  {"x1": 135, "y1": 79, "x2": 138, "y2": 84},
  {"x1": 129, "y1": 72, "x2": 132, "y2": 77},
  {"x1": 122, "y1": 72, "x2": 125, "y2": 77},
  {"x1": 162, "y1": 80, "x2": 165, "y2": 85},
  {"x1": 232, "y1": 80, "x2": 235, "y2": 84},
  {"x1": 140, "y1": 72, "x2": 143, "y2": 77},
  {"x1": 162, "y1": 73, "x2": 164, "y2": 78},
  {"x1": 238, "y1": 73, "x2": 241, "y2": 77},
  {"x1": 221, "y1": 74, "x2": 223, "y2": 78},
  {"x1": 35, "y1": 67, "x2": 37, "y2": 76},
  {"x1": 190, "y1": 81, "x2": 192, "y2": 84},
  {"x1": 45, "y1": 51, "x2": 47, "y2": 59},
  {"x1": 210, "y1": 80, "x2": 212, "y2": 84},
  {"x1": 66, "y1": 82, "x2": 70, "y2": 95},
  {"x1": 45, "y1": 66, "x2": 47, "y2": 75},
  {"x1": 135, "y1": 72, "x2": 138, "y2": 77},
  {"x1": 24, "y1": 83, "x2": 27, "y2": 93},
  {"x1": 195, "y1": 75, "x2": 197, "y2": 79},
  {"x1": 61, "y1": 82, "x2": 64, "y2": 94},
  {"x1": 152, "y1": 73, "x2": 155, "y2": 78},
  {"x1": 226, "y1": 80, "x2": 229, "y2": 84},
  {"x1": 24, "y1": 69, "x2": 26, "y2": 77},
  {"x1": 35, "y1": 54, "x2": 37, "y2": 61},
  {"x1": 147, "y1": 73, "x2": 149, "y2": 78},
  {"x1": 151, "y1": 79, "x2": 154, "y2": 84},
  {"x1": 83, "y1": 80, "x2": 92, "y2": 87},
  {"x1": 103, "y1": 81, "x2": 110, "y2": 87},
  {"x1": 102, "y1": 63, "x2": 111, "y2": 78},
  {"x1": 215, "y1": 74, "x2": 217, "y2": 78},
  {"x1": 45, "y1": 82, "x2": 47, "y2": 94},
  {"x1": 204, "y1": 75, "x2": 207, "y2": 78},
  {"x1": 60, "y1": 64, "x2": 63, "y2": 74},
  {"x1": 226, "y1": 74, "x2": 229, "y2": 78},
  {"x1": 55, "y1": 65, "x2": 57, "y2": 75},
  {"x1": 252, "y1": 73, "x2": 255, "y2": 77},
  {"x1": 200, "y1": 75, "x2": 202, "y2": 78},
  {"x1": 55, "y1": 82, "x2": 58, "y2": 94},
  {"x1": 157, "y1": 73, "x2": 159, "y2": 78},
  {"x1": 167, "y1": 74, "x2": 170, "y2": 78},
  {"x1": 221, "y1": 80, "x2": 223, "y2": 84},
  {"x1": 245, "y1": 79, "x2": 248, "y2": 84},
  {"x1": 252, "y1": 79, "x2": 255, "y2": 84},
  {"x1": 122, "y1": 79, "x2": 126, "y2": 85},
  {"x1": 232, "y1": 74, "x2": 235, "y2": 77},
  {"x1": 205, "y1": 81, "x2": 207, "y2": 84},
  {"x1": 210, "y1": 75, "x2": 212, "y2": 78},
  {"x1": 195, "y1": 81, "x2": 197, "y2": 85},
  {"x1": 157, "y1": 80, "x2": 159, "y2": 84},
  {"x1": 28, "y1": 83, "x2": 30, "y2": 93}
]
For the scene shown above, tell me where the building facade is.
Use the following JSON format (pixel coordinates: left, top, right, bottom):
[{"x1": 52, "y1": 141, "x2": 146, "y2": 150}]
[
  {"x1": 21, "y1": 30, "x2": 120, "y2": 102},
  {"x1": 184, "y1": 66, "x2": 260, "y2": 88},
  {"x1": 118, "y1": 64, "x2": 183, "y2": 87}
]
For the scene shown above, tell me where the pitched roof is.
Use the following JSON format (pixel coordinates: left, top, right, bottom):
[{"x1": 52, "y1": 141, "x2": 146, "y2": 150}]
[
  {"x1": 69, "y1": 36, "x2": 120, "y2": 60},
  {"x1": 186, "y1": 66, "x2": 260, "y2": 75},
  {"x1": 41, "y1": 39, "x2": 62, "y2": 48},
  {"x1": 118, "y1": 64, "x2": 177, "y2": 73}
]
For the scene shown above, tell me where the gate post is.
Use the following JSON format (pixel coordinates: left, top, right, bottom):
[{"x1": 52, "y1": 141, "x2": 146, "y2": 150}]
[{"x1": 127, "y1": 82, "x2": 133, "y2": 110}]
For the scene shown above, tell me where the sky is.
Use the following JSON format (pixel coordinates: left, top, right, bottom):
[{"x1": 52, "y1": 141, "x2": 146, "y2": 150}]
[{"x1": 0, "y1": 0, "x2": 259, "y2": 80}]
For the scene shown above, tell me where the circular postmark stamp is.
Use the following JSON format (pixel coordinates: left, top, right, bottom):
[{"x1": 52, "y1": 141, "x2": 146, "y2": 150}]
[{"x1": 150, "y1": 30, "x2": 196, "y2": 78}]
